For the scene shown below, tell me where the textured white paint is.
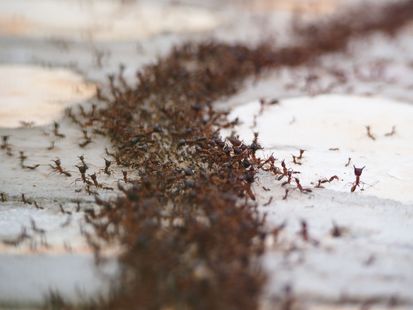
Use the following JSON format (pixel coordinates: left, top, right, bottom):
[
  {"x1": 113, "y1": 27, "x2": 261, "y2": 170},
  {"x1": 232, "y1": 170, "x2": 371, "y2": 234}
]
[
  {"x1": 0, "y1": 65, "x2": 95, "y2": 128},
  {"x1": 227, "y1": 95, "x2": 413, "y2": 203}
]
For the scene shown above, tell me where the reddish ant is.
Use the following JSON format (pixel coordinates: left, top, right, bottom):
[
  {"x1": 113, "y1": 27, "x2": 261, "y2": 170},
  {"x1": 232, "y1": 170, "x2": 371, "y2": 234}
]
[
  {"x1": 122, "y1": 170, "x2": 129, "y2": 183},
  {"x1": 295, "y1": 178, "x2": 312, "y2": 193},
  {"x1": 351, "y1": 165, "x2": 365, "y2": 192},
  {"x1": 315, "y1": 175, "x2": 339, "y2": 188},
  {"x1": 50, "y1": 158, "x2": 72, "y2": 177}
]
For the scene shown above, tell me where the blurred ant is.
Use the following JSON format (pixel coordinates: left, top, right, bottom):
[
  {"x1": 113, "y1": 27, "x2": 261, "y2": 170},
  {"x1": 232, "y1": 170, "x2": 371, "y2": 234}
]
[
  {"x1": 50, "y1": 158, "x2": 71, "y2": 177},
  {"x1": 33, "y1": 201, "x2": 43, "y2": 210},
  {"x1": 47, "y1": 141, "x2": 56, "y2": 151},
  {"x1": 53, "y1": 121, "x2": 65, "y2": 138},
  {"x1": 103, "y1": 158, "x2": 112, "y2": 176},
  {"x1": 21, "y1": 193, "x2": 32, "y2": 205},
  {"x1": 282, "y1": 189, "x2": 289, "y2": 200},
  {"x1": 384, "y1": 126, "x2": 396, "y2": 137},
  {"x1": 263, "y1": 196, "x2": 273, "y2": 206},
  {"x1": 1, "y1": 192, "x2": 8, "y2": 202},
  {"x1": 366, "y1": 126, "x2": 376, "y2": 141},
  {"x1": 59, "y1": 204, "x2": 71, "y2": 215},
  {"x1": 19, "y1": 151, "x2": 40, "y2": 170},
  {"x1": 105, "y1": 148, "x2": 121, "y2": 165},
  {"x1": 79, "y1": 130, "x2": 92, "y2": 148},
  {"x1": 351, "y1": 165, "x2": 365, "y2": 192},
  {"x1": 2, "y1": 227, "x2": 30, "y2": 246},
  {"x1": 345, "y1": 157, "x2": 352, "y2": 167}
]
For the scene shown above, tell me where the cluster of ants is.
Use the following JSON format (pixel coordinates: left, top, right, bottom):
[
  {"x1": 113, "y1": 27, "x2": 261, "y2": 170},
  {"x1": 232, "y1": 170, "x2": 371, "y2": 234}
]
[{"x1": 4, "y1": 1, "x2": 413, "y2": 308}]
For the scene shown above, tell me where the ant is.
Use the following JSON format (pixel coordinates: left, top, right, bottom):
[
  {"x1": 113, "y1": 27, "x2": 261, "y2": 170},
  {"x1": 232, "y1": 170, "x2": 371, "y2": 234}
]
[
  {"x1": 295, "y1": 178, "x2": 312, "y2": 193},
  {"x1": 89, "y1": 173, "x2": 113, "y2": 191},
  {"x1": 315, "y1": 175, "x2": 339, "y2": 188},
  {"x1": 105, "y1": 148, "x2": 121, "y2": 165},
  {"x1": 50, "y1": 158, "x2": 72, "y2": 177},
  {"x1": 19, "y1": 151, "x2": 40, "y2": 170},
  {"x1": 47, "y1": 141, "x2": 55, "y2": 151},
  {"x1": 366, "y1": 125, "x2": 376, "y2": 141},
  {"x1": 75, "y1": 164, "x2": 90, "y2": 184},
  {"x1": 59, "y1": 204, "x2": 71, "y2": 215},
  {"x1": 1, "y1": 136, "x2": 11, "y2": 150},
  {"x1": 299, "y1": 220, "x2": 309, "y2": 242},
  {"x1": 122, "y1": 170, "x2": 130, "y2": 183},
  {"x1": 384, "y1": 126, "x2": 396, "y2": 137},
  {"x1": 21, "y1": 193, "x2": 32, "y2": 205},
  {"x1": 53, "y1": 121, "x2": 65, "y2": 138},
  {"x1": 79, "y1": 130, "x2": 92, "y2": 148},
  {"x1": 33, "y1": 201, "x2": 43, "y2": 210},
  {"x1": 331, "y1": 222, "x2": 343, "y2": 238},
  {"x1": 1, "y1": 192, "x2": 7, "y2": 202},
  {"x1": 263, "y1": 196, "x2": 273, "y2": 206},
  {"x1": 345, "y1": 157, "x2": 352, "y2": 167},
  {"x1": 103, "y1": 158, "x2": 112, "y2": 176},
  {"x1": 351, "y1": 165, "x2": 365, "y2": 192}
]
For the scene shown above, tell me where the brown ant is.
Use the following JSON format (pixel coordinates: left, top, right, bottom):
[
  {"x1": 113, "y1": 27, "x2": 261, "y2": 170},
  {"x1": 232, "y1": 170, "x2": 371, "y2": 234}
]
[
  {"x1": 122, "y1": 170, "x2": 129, "y2": 183},
  {"x1": 315, "y1": 175, "x2": 339, "y2": 188},
  {"x1": 79, "y1": 130, "x2": 92, "y2": 148},
  {"x1": 21, "y1": 193, "x2": 32, "y2": 205},
  {"x1": 366, "y1": 125, "x2": 376, "y2": 141},
  {"x1": 50, "y1": 158, "x2": 72, "y2": 177},
  {"x1": 0, "y1": 192, "x2": 7, "y2": 202},
  {"x1": 47, "y1": 141, "x2": 55, "y2": 151},
  {"x1": 105, "y1": 147, "x2": 121, "y2": 165},
  {"x1": 263, "y1": 196, "x2": 273, "y2": 206},
  {"x1": 19, "y1": 151, "x2": 39, "y2": 170},
  {"x1": 104, "y1": 158, "x2": 112, "y2": 176},
  {"x1": 299, "y1": 220, "x2": 309, "y2": 242},
  {"x1": 1, "y1": 136, "x2": 11, "y2": 151},
  {"x1": 384, "y1": 126, "x2": 396, "y2": 137},
  {"x1": 75, "y1": 164, "x2": 90, "y2": 184},
  {"x1": 53, "y1": 121, "x2": 65, "y2": 138},
  {"x1": 345, "y1": 157, "x2": 352, "y2": 167},
  {"x1": 295, "y1": 178, "x2": 312, "y2": 193},
  {"x1": 282, "y1": 188, "x2": 289, "y2": 200},
  {"x1": 59, "y1": 204, "x2": 71, "y2": 215},
  {"x1": 351, "y1": 165, "x2": 365, "y2": 192},
  {"x1": 33, "y1": 201, "x2": 43, "y2": 210},
  {"x1": 331, "y1": 222, "x2": 343, "y2": 238}
]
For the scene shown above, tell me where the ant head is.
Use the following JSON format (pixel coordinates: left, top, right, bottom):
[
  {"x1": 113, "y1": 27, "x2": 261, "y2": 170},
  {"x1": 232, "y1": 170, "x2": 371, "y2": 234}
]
[{"x1": 353, "y1": 165, "x2": 365, "y2": 176}]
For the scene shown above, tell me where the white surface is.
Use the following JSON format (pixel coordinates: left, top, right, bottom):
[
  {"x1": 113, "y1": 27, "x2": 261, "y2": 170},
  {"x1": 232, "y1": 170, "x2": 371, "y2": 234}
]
[
  {"x1": 0, "y1": 0, "x2": 220, "y2": 41},
  {"x1": 0, "y1": 65, "x2": 95, "y2": 128},
  {"x1": 227, "y1": 95, "x2": 413, "y2": 203}
]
